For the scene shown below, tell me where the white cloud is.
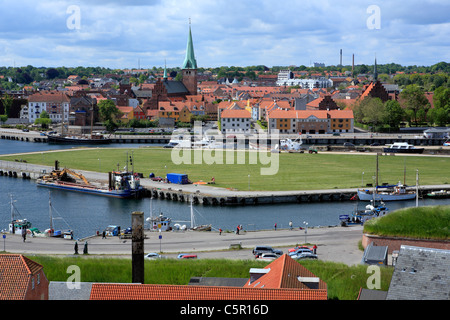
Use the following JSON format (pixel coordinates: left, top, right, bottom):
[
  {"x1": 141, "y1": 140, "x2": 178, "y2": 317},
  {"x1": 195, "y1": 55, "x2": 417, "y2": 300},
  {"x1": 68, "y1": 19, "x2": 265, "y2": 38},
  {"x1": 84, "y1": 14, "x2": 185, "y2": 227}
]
[{"x1": 0, "y1": 0, "x2": 448, "y2": 68}]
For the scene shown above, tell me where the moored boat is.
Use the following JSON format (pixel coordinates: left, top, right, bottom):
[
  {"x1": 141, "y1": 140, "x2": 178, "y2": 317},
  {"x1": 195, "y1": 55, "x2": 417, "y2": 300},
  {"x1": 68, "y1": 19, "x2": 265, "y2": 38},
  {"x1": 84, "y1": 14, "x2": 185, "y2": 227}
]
[
  {"x1": 357, "y1": 183, "x2": 416, "y2": 201},
  {"x1": 37, "y1": 166, "x2": 143, "y2": 199},
  {"x1": 427, "y1": 190, "x2": 450, "y2": 199},
  {"x1": 47, "y1": 133, "x2": 111, "y2": 144},
  {"x1": 383, "y1": 142, "x2": 424, "y2": 154}
]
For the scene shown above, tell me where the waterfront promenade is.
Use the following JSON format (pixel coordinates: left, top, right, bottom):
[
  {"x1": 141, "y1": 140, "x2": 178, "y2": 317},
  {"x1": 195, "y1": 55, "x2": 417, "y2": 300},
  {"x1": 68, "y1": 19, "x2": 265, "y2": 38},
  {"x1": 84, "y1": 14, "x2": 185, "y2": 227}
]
[{"x1": 1, "y1": 225, "x2": 366, "y2": 266}]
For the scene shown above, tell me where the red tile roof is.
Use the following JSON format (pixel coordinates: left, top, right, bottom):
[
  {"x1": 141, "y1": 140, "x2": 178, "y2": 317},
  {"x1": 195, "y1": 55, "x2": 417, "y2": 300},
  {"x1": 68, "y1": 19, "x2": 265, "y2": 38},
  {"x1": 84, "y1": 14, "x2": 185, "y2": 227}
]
[
  {"x1": 89, "y1": 254, "x2": 327, "y2": 300},
  {"x1": 221, "y1": 109, "x2": 251, "y2": 119},
  {"x1": 0, "y1": 254, "x2": 45, "y2": 300},
  {"x1": 244, "y1": 254, "x2": 327, "y2": 290},
  {"x1": 90, "y1": 283, "x2": 326, "y2": 300}
]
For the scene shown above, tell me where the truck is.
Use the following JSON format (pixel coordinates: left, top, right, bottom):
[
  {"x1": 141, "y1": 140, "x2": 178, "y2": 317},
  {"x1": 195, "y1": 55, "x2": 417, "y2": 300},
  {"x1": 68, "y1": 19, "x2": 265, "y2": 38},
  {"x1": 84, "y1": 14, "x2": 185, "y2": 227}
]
[{"x1": 166, "y1": 173, "x2": 190, "y2": 184}]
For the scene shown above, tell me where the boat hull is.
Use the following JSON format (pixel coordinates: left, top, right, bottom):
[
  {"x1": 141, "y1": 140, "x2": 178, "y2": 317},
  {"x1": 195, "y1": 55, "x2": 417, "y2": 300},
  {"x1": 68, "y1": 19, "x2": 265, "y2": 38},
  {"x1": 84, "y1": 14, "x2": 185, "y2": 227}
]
[
  {"x1": 357, "y1": 190, "x2": 416, "y2": 201},
  {"x1": 37, "y1": 180, "x2": 134, "y2": 199},
  {"x1": 47, "y1": 135, "x2": 111, "y2": 145},
  {"x1": 382, "y1": 148, "x2": 424, "y2": 154}
]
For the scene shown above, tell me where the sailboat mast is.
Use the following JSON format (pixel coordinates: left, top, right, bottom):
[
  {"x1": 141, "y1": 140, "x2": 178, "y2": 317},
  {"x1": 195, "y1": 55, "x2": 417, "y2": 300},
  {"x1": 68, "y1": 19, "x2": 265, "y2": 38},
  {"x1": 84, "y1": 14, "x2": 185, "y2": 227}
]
[
  {"x1": 190, "y1": 196, "x2": 194, "y2": 229},
  {"x1": 49, "y1": 192, "x2": 53, "y2": 231}
]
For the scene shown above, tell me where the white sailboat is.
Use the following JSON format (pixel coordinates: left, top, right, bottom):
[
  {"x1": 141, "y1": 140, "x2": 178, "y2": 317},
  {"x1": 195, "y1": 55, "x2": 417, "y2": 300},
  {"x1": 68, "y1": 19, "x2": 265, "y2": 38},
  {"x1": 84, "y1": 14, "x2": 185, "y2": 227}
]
[
  {"x1": 357, "y1": 153, "x2": 416, "y2": 201},
  {"x1": 43, "y1": 192, "x2": 73, "y2": 239},
  {"x1": 189, "y1": 197, "x2": 212, "y2": 231}
]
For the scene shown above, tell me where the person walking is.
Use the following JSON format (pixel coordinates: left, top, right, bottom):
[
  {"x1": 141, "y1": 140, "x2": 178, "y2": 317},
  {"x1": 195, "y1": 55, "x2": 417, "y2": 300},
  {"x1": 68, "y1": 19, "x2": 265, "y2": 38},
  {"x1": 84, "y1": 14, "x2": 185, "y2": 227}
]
[
  {"x1": 274, "y1": 223, "x2": 277, "y2": 231},
  {"x1": 289, "y1": 221, "x2": 293, "y2": 230},
  {"x1": 22, "y1": 227, "x2": 26, "y2": 242},
  {"x1": 219, "y1": 228, "x2": 222, "y2": 236},
  {"x1": 313, "y1": 245, "x2": 317, "y2": 254},
  {"x1": 236, "y1": 225, "x2": 240, "y2": 235},
  {"x1": 102, "y1": 230, "x2": 106, "y2": 239}
]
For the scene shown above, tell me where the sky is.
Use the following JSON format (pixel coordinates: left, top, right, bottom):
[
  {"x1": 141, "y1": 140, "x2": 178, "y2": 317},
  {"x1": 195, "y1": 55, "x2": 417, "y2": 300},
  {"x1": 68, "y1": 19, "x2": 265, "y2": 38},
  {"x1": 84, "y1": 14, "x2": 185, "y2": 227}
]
[{"x1": 0, "y1": 0, "x2": 449, "y2": 70}]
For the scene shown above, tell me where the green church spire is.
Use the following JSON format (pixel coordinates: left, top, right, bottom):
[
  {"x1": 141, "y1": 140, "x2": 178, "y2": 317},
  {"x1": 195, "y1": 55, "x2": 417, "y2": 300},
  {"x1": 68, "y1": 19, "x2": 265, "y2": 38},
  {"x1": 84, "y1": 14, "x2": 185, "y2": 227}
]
[
  {"x1": 182, "y1": 22, "x2": 197, "y2": 70},
  {"x1": 163, "y1": 59, "x2": 167, "y2": 79}
]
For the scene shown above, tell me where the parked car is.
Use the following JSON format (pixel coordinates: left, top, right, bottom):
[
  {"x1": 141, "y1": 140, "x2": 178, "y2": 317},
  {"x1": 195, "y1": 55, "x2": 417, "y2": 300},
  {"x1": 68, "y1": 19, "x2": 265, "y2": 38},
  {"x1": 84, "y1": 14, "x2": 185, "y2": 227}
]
[
  {"x1": 332, "y1": 132, "x2": 340, "y2": 136},
  {"x1": 288, "y1": 248, "x2": 313, "y2": 256},
  {"x1": 252, "y1": 246, "x2": 283, "y2": 257},
  {"x1": 444, "y1": 140, "x2": 450, "y2": 146},
  {"x1": 290, "y1": 251, "x2": 318, "y2": 260},
  {"x1": 145, "y1": 252, "x2": 166, "y2": 260},
  {"x1": 370, "y1": 142, "x2": 380, "y2": 146},
  {"x1": 288, "y1": 245, "x2": 313, "y2": 253},
  {"x1": 177, "y1": 253, "x2": 197, "y2": 259},
  {"x1": 343, "y1": 142, "x2": 355, "y2": 148},
  {"x1": 256, "y1": 253, "x2": 279, "y2": 261}
]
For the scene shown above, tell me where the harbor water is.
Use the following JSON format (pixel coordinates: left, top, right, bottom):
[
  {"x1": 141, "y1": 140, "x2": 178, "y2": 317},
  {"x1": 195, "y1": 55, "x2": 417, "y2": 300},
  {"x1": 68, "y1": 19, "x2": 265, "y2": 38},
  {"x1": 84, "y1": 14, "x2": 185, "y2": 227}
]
[{"x1": 1, "y1": 139, "x2": 450, "y2": 239}]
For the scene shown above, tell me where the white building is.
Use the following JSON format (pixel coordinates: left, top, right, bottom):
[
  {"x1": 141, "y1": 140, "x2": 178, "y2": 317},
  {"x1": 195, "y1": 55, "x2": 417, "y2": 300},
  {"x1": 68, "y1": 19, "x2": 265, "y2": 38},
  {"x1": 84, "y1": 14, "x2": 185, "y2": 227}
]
[
  {"x1": 220, "y1": 109, "x2": 252, "y2": 134},
  {"x1": 27, "y1": 92, "x2": 70, "y2": 123},
  {"x1": 276, "y1": 70, "x2": 332, "y2": 89}
]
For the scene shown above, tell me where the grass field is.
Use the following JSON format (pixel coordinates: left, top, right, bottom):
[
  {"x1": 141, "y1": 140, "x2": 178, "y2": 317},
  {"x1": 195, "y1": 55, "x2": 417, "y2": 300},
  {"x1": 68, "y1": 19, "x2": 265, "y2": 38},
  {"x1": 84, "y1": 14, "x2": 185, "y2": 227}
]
[
  {"x1": 2, "y1": 147, "x2": 449, "y2": 191},
  {"x1": 363, "y1": 205, "x2": 450, "y2": 240},
  {"x1": 28, "y1": 255, "x2": 393, "y2": 300}
]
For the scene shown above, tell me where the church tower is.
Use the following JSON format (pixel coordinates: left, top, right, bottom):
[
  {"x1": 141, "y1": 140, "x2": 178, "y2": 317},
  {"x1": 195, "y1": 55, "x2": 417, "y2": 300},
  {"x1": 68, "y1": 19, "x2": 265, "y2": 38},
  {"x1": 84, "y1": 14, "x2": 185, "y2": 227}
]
[{"x1": 182, "y1": 22, "x2": 198, "y2": 96}]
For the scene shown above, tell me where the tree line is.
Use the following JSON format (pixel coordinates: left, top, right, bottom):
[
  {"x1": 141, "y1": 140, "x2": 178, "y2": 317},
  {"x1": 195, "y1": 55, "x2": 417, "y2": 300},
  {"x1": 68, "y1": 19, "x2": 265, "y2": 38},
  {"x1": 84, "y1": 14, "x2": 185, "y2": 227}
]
[{"x1": 353, "y1": 85, "x2": 450, "y2": 129}]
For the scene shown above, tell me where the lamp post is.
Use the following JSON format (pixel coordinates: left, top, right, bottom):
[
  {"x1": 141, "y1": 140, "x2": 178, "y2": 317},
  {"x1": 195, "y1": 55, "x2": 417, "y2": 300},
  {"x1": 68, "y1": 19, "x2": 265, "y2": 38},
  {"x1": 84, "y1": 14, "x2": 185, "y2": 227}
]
[
  {"x1": 248, "y1": 174, "x2": 250, "y2": 191},
  {"x1": 303, "y1": 221, "x2": 308, "y2": 244},
  {"x1": 362, "y1": 171, "x2": 365, "y2": 187}
]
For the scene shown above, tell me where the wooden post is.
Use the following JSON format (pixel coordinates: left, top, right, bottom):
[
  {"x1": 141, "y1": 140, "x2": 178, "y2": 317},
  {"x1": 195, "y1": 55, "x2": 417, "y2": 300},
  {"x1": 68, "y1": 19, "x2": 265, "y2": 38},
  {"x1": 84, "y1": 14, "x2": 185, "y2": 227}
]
[{"x1": 132, "y1": 211, "x2": 144, "y2": 284}]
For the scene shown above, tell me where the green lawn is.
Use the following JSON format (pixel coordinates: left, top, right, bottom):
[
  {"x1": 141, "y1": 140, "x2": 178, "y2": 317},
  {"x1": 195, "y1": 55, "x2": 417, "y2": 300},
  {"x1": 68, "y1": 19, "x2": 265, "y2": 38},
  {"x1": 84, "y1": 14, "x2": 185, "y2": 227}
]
[
  {"x1": 27, "y1": 255, "x2": 393, "y2": 300},
  {"x1": 2, "y1": 147, "x2": 449, "y2": 191},
  {"x1": 363, "y1": 205, "x2": 450, "y2": 240}
]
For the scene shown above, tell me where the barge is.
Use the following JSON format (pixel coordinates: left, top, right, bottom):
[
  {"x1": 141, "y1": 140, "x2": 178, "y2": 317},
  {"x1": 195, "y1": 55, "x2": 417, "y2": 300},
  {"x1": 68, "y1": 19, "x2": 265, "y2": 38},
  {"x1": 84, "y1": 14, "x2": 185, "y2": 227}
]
[{"x1": 36, "y1": 163, "x2": 143, "y2": 199}]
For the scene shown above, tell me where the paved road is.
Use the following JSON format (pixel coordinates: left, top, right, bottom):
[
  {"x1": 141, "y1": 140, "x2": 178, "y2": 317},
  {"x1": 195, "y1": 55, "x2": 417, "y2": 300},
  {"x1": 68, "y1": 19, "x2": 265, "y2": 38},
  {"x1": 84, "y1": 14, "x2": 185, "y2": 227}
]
[{"x1": 1, "y1": 225, "x2": 366, "y2": 266}]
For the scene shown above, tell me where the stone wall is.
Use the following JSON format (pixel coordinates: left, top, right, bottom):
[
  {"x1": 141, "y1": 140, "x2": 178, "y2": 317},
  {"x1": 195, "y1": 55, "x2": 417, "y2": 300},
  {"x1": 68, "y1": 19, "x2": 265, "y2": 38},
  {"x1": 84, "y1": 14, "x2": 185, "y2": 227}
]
[{"x1": 362, "y1": 233, "x2": 450, "y2": 253}]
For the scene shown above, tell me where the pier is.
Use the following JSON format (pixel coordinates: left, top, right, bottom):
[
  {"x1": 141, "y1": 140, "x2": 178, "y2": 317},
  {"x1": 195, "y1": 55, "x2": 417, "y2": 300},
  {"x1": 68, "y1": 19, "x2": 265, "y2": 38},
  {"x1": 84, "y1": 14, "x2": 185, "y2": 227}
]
[{"x1": 1, "y1": 160, "x2": 449, "y2": 206}]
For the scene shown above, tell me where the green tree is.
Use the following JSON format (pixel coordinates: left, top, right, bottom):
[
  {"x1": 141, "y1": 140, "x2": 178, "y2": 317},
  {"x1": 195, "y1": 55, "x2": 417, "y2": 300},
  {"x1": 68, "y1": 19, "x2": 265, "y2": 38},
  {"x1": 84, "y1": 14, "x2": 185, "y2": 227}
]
[
  {"x1": 34, "y1": 110, "x2": 51, "y2": 128},
  {"x1": 1, "y1": 93, "x2": 13, "y2": 117},
  {"x1": 361, "y1": 97, "x2": 385, "y2": 130},
  {"x1": 400, "y1": 84, "x2": 430, "y2": 126},
  {"x1": 383, "y1": 100, "x2": 404, "y2": 129},
  {"x1": 98, "y1": 99, "x2": 120, "y2": 131}
]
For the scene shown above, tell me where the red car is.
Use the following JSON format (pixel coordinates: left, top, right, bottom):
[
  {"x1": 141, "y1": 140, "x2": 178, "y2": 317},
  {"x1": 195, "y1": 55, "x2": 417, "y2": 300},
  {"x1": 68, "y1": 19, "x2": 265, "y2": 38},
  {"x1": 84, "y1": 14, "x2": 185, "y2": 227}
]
[{"x1": 288, "y1": 245, "x2": 312, "y2": 253}]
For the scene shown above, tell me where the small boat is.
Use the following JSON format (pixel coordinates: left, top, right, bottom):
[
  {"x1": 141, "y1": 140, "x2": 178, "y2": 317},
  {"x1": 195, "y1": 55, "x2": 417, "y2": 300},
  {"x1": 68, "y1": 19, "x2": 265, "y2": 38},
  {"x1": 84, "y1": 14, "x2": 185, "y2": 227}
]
[
  {"x1": 189, "y1": 197, "x2": 212, "y2": 231},
  {"x1": 427, "y1": 190, "x2": 450, "y2": 199},
  {"x1": 7, "y1": 194, "x2": 34, "y2": 235},
  {"x1": 279, "y1": 137, "x2": 303, "y2": 151},
  {"x1": 147, "y1": 213, "x2": 172, "y2": 231},
  {"x1": 383, "y1": 142, "x2": 424, "y2": 154},
  {"x1": 339, "y1": 214, "x2": 368, "y2": 227}
]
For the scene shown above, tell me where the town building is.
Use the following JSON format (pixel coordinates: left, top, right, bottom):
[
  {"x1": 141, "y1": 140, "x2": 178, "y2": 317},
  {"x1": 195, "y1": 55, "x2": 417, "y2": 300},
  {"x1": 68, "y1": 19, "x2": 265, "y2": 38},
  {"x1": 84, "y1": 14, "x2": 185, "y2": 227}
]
[
  {"x1": 220, "y1": 109, "x2": 252, "y2": 134},
  {"x1": 27, "y1": 91, "x2": 70, "y2": 123},
  {"x1": 0, "y1": 254, "x2": 49, "y2": 300},
  {"x1": 276, "y1": 69, "x2": 333, "y2": 89}
]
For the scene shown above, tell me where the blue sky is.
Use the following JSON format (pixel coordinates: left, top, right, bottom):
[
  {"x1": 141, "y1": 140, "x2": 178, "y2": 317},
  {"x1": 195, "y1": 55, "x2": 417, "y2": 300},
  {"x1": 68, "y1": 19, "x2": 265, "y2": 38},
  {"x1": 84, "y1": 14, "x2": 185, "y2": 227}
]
[{"x1": 0, "y1": 0, "x2": 449, "y2": 69}]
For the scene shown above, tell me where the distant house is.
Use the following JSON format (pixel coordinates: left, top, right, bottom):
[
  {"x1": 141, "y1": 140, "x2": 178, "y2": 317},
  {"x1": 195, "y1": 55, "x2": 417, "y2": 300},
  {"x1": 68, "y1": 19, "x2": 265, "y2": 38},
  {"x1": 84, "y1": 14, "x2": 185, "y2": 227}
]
[{"x1": 0, "y1": 254, "x2": 49, "y2": 300}]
